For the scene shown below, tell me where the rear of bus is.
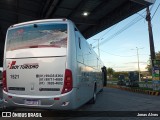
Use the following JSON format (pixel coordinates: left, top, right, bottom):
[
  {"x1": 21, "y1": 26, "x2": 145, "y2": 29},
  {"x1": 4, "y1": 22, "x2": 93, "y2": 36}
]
[{"x1": 3, "y1": 19, "x2": 74, "y2": 110}]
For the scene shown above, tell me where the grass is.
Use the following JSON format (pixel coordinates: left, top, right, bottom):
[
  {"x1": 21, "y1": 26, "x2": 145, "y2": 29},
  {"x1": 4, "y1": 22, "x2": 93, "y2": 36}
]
[
  {"x1": 139, "y1": 81, "x2": 152, "y2": 84},
  {"x1": 134, "y1": 87, "x2": 160, "y2": 92},
  {"x1": 131, "y1": 87, "x2": 153, "y2": 91},
  {"x1": 109, "y1": 78, "x2": 153, "y2": 84},
  {"x1": 108, "y1": 78, "x2": 160, "y2": 92}
]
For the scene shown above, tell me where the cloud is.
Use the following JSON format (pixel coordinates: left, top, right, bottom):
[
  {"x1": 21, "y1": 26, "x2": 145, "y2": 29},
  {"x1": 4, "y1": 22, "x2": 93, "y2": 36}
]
[
  {"x1": 112, "y1": 62, "x2": 147, "y2": 71},
  {"x1": 124, "y1": 62, "x2": 147, "y2": 64}
]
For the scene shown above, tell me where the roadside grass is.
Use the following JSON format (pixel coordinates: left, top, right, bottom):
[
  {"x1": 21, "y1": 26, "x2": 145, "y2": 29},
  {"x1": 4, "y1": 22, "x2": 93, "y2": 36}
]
[
  {"x1": 130, "y1": 87, "x2": 160, "y2": 92},
  {"x1": 108, "y1": 78, "x2": 160, "y2": 92},
  {"x1": 109, "y1": 78, "x2": 153, "y2": 84}
]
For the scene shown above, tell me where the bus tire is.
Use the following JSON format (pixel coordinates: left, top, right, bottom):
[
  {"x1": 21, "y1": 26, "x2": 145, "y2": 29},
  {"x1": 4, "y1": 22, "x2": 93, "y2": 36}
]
[
  {"x1": 100, "y1": 88, "x2": 103, "y2": 92},
  {"x1": 90, "y1": 85, "x2": 97, "y2": 104}
]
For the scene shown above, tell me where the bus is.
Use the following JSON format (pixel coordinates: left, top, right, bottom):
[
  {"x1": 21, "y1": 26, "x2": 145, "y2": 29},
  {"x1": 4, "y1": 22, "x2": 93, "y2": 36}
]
[{"x1": 3, "y1": 19, "x2": 104, "y2": 110}]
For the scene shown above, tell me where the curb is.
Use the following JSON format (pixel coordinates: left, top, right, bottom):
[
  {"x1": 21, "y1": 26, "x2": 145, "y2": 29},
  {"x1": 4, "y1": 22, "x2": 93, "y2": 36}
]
[{"x1": 107, "y1": 85, "x2": 160, "y2": 96}]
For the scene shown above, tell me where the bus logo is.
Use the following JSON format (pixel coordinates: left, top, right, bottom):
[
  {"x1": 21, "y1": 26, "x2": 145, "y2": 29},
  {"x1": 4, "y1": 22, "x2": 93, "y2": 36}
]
[
  {"x1": 8, "y1": 61, "x2": 39, "y2": 69},
  {"x1": 8, "y1": 61, "x2": 16, "y2": 69}
]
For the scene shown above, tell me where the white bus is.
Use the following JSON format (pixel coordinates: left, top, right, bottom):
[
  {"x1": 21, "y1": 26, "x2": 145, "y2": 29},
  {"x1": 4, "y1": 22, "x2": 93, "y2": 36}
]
[{"x1": 3, "y1": 19, "x2": 104, "y2": 110}]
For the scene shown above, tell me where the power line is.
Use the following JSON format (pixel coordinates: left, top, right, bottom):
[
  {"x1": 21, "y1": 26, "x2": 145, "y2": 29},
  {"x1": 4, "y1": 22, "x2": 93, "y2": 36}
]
[
  {"x1": 96, "y1": 16, "x2": 144, "y2": 48},
  {"x1": 99, "y1": 24, "x2": 118, "y2": 40},
  {"x1": 90, "y1": 24, "x2": 117, "y2": 45},
  {"x1": 136, "y1": 12, "x2": 145, "y2": 18},
  {"x1": 152, "y1": 2, "x2": 160, "y2": 19},
  {"x1": 100, "y1": 49, "x2": 149, "y2": 58},
  {"x1": 150, "y1": 2, "x2": 155, "y2": 11},
  {"x1": 92, "y1": 3, "x2": 156, "y2": 48},
  {"x1": 92, "y1": 2, "x2": 156, "y2": 49},
  {"x1": 92, "y1": 10, "x2": 147, "y2": 48},
  {"x1": 100, "y1": 49, "x2": 137, "y2": 57}
]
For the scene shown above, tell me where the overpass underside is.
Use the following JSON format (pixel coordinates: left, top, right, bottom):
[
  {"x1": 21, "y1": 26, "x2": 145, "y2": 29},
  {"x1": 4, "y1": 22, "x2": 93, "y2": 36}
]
[{"x1": 0, "y1": 0, "x2": 154, "y2": 66}]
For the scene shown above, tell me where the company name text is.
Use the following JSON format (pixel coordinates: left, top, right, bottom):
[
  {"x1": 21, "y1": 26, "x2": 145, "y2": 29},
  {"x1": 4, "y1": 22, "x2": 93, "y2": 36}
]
[{"x1": 10, "y1": 64, "x2": 39, "y2": 69}]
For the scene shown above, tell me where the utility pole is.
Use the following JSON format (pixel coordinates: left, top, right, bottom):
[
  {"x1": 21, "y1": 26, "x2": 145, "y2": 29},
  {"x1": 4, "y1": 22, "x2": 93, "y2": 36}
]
[{"x1": 146, "y1": 6, "x2": 155, "y2": 66}]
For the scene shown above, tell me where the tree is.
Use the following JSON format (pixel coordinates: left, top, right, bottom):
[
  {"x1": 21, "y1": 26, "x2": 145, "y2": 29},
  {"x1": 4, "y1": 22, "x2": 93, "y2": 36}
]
[
  {"x1": 146, "y1": 51, "x2": 160, "y2": 75},
  {"x1": 113, "y1": 71, "x2": 128, "y2": 78},
  {"x1": 146, "y1": 62, "x2": 152, "y2": 75},
  {"x1": 107, "y1": 67, "x2": 115, "y2": 78}
]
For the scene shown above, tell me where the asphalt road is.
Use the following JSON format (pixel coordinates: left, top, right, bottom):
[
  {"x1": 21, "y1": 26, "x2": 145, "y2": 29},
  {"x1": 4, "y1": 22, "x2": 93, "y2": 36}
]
[
  {"x1": 1, "y1": 87, "x2": 160, "y2": 120},
  {"x1": 0, "y1": 87, "x2": 2, "y2": 100}
]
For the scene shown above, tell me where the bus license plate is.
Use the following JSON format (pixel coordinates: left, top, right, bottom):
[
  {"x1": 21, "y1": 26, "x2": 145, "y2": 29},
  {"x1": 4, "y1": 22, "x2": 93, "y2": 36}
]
[{"x1": 24, "y1": 99, "x2": 40, "y2": 105}]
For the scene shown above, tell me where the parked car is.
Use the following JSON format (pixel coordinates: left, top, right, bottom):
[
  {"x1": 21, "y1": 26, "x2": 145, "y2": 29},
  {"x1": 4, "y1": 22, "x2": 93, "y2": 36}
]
[{"x1": 117, "y1": 74, "x2": 126, "y2": 86}]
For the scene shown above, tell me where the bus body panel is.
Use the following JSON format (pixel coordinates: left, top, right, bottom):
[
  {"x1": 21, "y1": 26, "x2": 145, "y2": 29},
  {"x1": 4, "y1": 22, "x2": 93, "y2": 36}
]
[
  {"x1": 74, "y1": 29, "x2": 104, "y2": 106},
  {"x1": 75, "y1": 31, "x2": 94, "y2": 105},
  {"x1": 6, "y1": 56, "x2": 66, "y2": 96}
]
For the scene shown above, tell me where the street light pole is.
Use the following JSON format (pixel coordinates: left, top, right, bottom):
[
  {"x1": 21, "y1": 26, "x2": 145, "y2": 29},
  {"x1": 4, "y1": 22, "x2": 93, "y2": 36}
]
[
  {"x1": 136, "y1": 47, "x2": 141, "y2": 82},
  {"x1": 131, "y1": 47, "x2": 143, "y2": 82}
]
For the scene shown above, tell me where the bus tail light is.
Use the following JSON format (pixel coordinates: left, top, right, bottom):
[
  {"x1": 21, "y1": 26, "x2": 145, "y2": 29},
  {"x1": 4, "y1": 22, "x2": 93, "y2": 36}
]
[
  {"x1": 61, "y1": 69, "x2": 73, "y2": 94},
  {"x1": 54, "y1": 97, "x2": 60, "y2": 100},
  {"x1": 3, "y1": 70, "x2": 8, "y2": 92}
]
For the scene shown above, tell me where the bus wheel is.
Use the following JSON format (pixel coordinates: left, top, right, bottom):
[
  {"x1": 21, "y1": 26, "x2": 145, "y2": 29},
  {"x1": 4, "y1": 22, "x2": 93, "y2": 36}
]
[
  {"x1": 100, "y1": 88, "x2": 103, "y2": 92},
  {"x1": 90, "y1": 85, "x2": 97, "y2": 104}
]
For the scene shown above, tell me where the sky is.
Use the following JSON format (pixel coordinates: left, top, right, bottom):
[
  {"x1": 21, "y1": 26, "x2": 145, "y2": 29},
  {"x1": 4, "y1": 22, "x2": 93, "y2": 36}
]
[{"x1": 87, "y1": 0, "x2": 160, "y2": 72}]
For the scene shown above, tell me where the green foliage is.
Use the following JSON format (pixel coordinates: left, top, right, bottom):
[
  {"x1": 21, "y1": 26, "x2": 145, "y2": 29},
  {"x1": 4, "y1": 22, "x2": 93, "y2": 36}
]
[
  {"x1": 156, "y1": 51, "x2": 160, "y2": 59},
  {"x1": 113, "y1": 71, "x2": 129, "y2": 78},
  {"x1": 146, "y1": 51, "x2": 160, "y2": 75},
  {"x1": 146, "y1": 63, "x2": 152, "y2": 75},
  {"x1": 107, "y1": 67, "x2": 115, "y2": 77}
]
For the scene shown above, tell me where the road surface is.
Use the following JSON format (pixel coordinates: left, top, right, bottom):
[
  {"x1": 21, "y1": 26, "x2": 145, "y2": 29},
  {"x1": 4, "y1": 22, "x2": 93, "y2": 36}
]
[{"x1": 0, "y1": 87, "x2": 160, "y2": 120}]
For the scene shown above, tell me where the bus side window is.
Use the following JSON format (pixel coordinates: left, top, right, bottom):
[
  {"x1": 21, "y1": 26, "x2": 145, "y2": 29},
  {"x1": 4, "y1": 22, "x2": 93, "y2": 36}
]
[{"x1": 78, "y1": 37, "x2": 81, "y2": 49}]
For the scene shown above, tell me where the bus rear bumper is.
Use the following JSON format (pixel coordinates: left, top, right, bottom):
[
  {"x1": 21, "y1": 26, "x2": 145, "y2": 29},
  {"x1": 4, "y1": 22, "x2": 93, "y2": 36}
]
[{"x1": 3, "y1": 90, "x2": 76, "y2": 110}]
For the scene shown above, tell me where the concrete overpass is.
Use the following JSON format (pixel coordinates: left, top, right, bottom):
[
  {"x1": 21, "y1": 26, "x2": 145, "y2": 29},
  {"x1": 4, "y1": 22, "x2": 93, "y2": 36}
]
[{"x1": 0, "y1": 0, "x2": 154, "y2": 66}]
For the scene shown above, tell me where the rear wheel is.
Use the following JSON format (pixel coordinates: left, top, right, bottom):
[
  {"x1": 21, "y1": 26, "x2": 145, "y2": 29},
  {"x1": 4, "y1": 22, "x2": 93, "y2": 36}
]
[
  {"x1": 99, "y1": 88, "x2": 103, "y2": 92},
  {"x1": 89, "y1": 85, "x2": 97, "y2": 104}
]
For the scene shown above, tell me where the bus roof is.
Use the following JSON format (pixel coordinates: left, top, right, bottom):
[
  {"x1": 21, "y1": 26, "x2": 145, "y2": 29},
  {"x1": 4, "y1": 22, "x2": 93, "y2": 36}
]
[{"x1": 10, "y1": 19, "x2": 69, "y2": 28}]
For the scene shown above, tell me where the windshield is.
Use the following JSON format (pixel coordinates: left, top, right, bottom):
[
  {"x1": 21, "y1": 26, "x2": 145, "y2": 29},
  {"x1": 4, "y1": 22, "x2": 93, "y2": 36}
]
[{"x1": 6, "y1": 23, "x2": 67, "y2": 51}]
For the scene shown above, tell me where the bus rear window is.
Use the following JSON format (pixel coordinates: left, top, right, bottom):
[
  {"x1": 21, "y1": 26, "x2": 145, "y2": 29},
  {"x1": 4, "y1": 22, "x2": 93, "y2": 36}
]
[{"x1": 6, "y1": 23, "x2": 67, "y2": 51}]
